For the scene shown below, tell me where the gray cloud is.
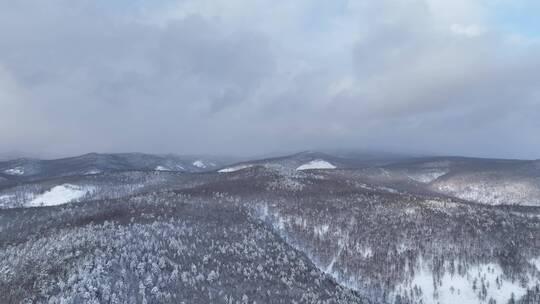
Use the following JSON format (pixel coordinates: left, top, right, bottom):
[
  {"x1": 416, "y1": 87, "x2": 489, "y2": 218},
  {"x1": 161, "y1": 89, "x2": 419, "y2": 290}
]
[{"x1": 0, "y1": 0, "x2": 539, "y2": 158}]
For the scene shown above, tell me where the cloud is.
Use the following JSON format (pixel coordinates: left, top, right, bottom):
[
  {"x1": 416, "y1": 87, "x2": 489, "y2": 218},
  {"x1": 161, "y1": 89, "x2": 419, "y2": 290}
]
[
  {"x1": 450, "y1": 24, "x2": 486, "y2": 37},
  {"x1": 0, "y1": 0, "x2": 538, "y2": 158}
]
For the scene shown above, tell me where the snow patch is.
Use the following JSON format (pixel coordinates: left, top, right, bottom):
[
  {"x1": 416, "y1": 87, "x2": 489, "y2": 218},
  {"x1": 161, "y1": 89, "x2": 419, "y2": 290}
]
[
  {"x1": 296, "y1": 160, "x2": 336, "y2": 171},
  {"x1": 0, "y1": 194, "x2": 15, "y2": 203},
  {"x1": 398, "y1": 262, "x2": 534, "y2": 304},
  {"x1": 3, "y1": 167, "x2": 24, "y2": 175},
  {"x1": 27, "y1": 184, "x2": 94, "y2": 207},
  {"x1": 218, "y1": 164, "x2": 253, "y2": 173},
  {"x1": 84, "y1": 169, "x2": 101, "y2": 175},
  {"x1": 193, "y1": 160, "x2": 206, "y2": 168},
  {"x1": 193, "y1": 160, "x2": 215, "y2": 168},
  {"x1": 154, "y1": 166, "x2": 170, "y2": 171},
  {"x1": 532, "y1": 257, "x2": 540, "y2": 271}
]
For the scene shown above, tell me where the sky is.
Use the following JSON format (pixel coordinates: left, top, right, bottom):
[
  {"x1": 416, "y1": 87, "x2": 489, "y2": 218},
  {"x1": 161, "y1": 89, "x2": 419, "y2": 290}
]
[{"x1": 0, "y1": 0, "x2": 539, "y2": 159}]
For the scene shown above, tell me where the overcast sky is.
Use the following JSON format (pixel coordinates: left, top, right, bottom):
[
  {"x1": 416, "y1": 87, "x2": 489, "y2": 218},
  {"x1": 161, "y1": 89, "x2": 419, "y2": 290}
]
[{"x1": 1, "y1": 0, "x2": 539, "y2": 159}]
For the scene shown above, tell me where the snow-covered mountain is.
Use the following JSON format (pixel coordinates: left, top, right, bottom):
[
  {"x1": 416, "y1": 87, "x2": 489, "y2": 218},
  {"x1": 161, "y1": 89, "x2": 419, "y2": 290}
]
[
  {"x1": 0, "y1": 151, "x2": 539, "y2": 303},
  {"x1": 371, "y1": 157, "x2": 540, "y2": 206},
  {"x1": 216, "y1": 153, "x2": 540, "y2": 206},
  {"x1": 2, "y1": 152, "x2": 539, "y2": 206},
  {"x1": 0, "y1": 153, "x2": 240, "y2": 187},
  {"x1": 216, "y1": 150, "x2": 390, "y2": 173}
]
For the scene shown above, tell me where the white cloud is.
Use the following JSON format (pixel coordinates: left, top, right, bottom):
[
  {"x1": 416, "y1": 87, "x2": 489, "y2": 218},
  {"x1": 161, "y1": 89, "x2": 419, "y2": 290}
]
[
  {"x1": 0, "y1": 0, "x2": 539, "y2": 158},
  {"x1": 450, "y1": 23, "x2": 486, "y2": 37}
]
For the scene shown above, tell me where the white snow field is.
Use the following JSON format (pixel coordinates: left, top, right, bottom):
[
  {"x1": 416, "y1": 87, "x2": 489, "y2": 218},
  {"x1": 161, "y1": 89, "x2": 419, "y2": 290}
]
[
  {"x1": 27, "y1": 184, "x2": 95, "y2": 207},
  {"x1": 396, "y1": 262, "x2": 537, "y2": 304},
  {"x1": 3, "y1": 167, "x2": 25, "y2": 175},
  {"x1": 218, "y1": 164, "x2": 253, "y2": 173},
  {"x1": 296, "y1": 160, "x2": 336, "y2": 171}
]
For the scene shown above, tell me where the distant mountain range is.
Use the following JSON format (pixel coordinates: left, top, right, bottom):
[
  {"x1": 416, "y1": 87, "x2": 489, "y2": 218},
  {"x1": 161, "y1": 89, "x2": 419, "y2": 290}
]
[
  {"x1": 220, "y1": 152, "x2": 539, "y2": 206},
  {"x1": 0, "y1": 153, "x2": 241, "y2": 184},
  {"x1": 1, "y1": 150, "x2": 539, "y2": 206}
]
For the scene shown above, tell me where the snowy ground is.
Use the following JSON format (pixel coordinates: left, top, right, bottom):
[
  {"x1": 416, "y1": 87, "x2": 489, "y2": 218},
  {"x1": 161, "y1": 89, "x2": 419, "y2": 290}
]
[
  {"x1": 397, "y1": 262, "x2": 536, "y2": 304},
  {"x1": 27, "y1": 184, "x2": 95, "y2": 207},
  {"x1": 218, "y1": 164, "x2": 253, "y2": 173}
]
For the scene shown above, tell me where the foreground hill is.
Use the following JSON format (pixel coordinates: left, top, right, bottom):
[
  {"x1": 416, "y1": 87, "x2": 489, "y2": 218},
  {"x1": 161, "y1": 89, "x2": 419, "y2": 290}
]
[{"x1": 0, "y1": 193, "x2": 366, "y2": 304}]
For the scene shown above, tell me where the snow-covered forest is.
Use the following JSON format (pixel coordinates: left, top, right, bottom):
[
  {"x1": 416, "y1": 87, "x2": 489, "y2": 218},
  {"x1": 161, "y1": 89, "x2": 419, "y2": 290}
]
[{"x1": 1, "y1": 153, "x2": 540, "y2": 303}]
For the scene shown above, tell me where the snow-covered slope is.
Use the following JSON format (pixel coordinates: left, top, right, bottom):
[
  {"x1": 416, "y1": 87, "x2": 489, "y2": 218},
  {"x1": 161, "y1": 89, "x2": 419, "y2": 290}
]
[
  {"x1": 296, "y1": 160, "x2": 336, "y2": 170},
  {"x1": 193, "y1": 160, "x2": 215, "y2": 169},
  {"x1": 218, "y1": 164, "x2": 253, "y2": 173},
  {"x1": 193, "y1": 160, "x2": 205, "y2": 168},
  {"x1": 154, "y1": 166, "x2": 171, "y2": 171},
  {"x1": 27, "y1": 184, "x2": 94, "y2": 207},
  {"x1": 432, "y1": 177, "x2": 540, "y2": 206},
  {"x1": 370, "y1": 157, "x2": 540, "y2": 206},
  {"x1": 398, "y1": 262, "x2": 535, "y2": 304},
  {"x1": 215, "y1": 150, "x2": 394, "y2": 174}
]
